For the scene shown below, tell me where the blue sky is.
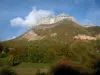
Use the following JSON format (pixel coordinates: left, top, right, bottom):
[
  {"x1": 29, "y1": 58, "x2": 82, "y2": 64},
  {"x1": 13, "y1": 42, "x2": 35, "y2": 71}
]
[{"x1": 0, "y1": 0, "x2": 100, "y2": 41}]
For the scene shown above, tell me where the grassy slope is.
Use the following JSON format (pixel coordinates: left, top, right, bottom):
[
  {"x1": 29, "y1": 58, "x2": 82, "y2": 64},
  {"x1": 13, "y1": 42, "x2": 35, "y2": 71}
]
[{"x1": 34, "y1": 20, "x2": 90, "y2": 35}]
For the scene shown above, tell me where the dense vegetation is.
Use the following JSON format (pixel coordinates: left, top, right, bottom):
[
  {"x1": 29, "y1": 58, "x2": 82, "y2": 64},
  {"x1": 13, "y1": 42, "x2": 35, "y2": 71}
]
[{"x1": 1, "y1": 39, "x2": 100, "y2": 72}]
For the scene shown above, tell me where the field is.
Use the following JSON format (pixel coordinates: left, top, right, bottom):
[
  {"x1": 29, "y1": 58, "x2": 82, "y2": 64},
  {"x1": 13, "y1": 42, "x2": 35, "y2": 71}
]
[
  {"x1": 12, "y1": 63, "x2": 50, "y2": 75},
  {"x1": 0, "y1": 58, "x2": 51, "y2": 75}
]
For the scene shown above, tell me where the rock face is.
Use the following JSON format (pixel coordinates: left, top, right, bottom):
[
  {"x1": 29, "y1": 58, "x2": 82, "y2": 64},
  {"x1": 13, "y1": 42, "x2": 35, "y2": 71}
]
[
  {"x1": 38, "y1": 14, "x2": 77, "y2": 25},
  {"x1": 21, "y1": 30, "x2": 39, "y2": 41},
  {"x1": 73, "y1": 34, "x2": 96, "y2": 40}
]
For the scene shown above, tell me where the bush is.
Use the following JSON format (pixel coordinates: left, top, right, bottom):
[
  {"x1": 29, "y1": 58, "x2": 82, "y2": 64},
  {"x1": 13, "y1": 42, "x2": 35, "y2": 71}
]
[
  {"x1": 7, "y1": 55, "x2": 21, "y2": 66},
  {"x1": 0, "y1": 52, "x2": 7, "y2": 58},
  {"x1": 7, "y1": 55, "x2": 14, "y2": 66}
]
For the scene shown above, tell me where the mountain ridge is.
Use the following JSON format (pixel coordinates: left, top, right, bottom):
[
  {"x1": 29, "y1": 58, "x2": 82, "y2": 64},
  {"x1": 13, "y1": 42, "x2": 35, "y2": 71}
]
[{"x1": 4, "y1": 14, "x2": 100, "y2": 42}]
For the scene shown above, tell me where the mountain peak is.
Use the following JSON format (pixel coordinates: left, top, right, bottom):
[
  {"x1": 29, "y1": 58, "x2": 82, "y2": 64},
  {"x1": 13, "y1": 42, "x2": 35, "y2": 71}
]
[
  {"x1": 38, "y1": 14, "x2": 77, "y2": 25},
  {"x1": 57, "y1": 14, "x2": 69, "y2": 17}
]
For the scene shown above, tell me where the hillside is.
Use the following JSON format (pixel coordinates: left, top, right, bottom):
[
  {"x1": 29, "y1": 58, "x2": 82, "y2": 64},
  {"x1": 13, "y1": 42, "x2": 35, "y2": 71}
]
[{"x1": 15, "y1": 19, "x2": 92, "y2": 42}]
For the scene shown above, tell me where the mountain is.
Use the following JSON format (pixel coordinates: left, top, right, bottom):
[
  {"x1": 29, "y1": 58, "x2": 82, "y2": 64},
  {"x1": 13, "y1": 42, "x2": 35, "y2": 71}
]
[
  {"x1": 17, "y1": 20, "x2": 90, "y2": 41},
  {"x1": 4, "y1": 14, "x2": 100, "y2": 42},
  {"x1": 17, "y1": 15, "x2": 98, "y2": 41}
]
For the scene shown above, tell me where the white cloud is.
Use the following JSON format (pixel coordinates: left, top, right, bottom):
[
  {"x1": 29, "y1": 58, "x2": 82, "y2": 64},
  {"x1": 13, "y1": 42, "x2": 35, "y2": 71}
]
[
  {"x1": 10, "y1": 7, "x2": 55, "y2": 27},
  {"x1": 10, "y1": 17, "x2": 24, "y2": 26}
]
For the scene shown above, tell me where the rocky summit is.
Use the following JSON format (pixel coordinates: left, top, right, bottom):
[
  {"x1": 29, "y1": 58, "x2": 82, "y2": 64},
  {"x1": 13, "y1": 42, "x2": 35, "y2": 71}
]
[{"x1": 38, "y1": 14, "x2": 77, "y2": 25}]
